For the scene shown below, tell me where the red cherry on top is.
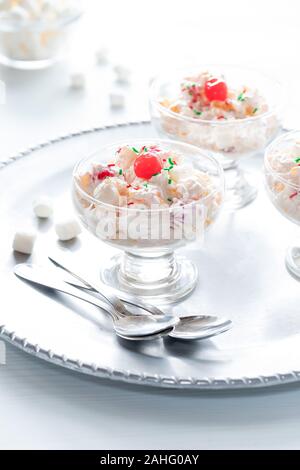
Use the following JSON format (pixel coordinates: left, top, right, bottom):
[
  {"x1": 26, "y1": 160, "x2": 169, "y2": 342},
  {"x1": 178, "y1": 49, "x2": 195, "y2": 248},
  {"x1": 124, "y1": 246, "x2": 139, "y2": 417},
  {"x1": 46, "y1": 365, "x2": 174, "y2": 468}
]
[
  {"x1": 97, "y1": 169, "x2": 114, "y2": 180},
  {"x1": 204, "y1": 77, "x2": 228, "y2": 102},
  {"x1": 134, "y1": 153, "x2": 162, "y2": 180}
]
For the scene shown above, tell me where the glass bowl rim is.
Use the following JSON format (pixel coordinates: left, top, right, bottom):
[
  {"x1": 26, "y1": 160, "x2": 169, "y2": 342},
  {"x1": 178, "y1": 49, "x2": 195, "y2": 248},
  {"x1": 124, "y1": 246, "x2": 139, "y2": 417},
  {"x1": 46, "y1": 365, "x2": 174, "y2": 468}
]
[
  {"x1": 265, "y1": 130, "x2": 300, "y2": 190},
  {"x1": 149, "y1": 63, "x2": 284, "y2": 125},
  {"x1": 0, "y1": 7, "x2": 83, "y2": 32},
  {"x1": 72, "y1": 138, "x2": 225, "y2": 213}
]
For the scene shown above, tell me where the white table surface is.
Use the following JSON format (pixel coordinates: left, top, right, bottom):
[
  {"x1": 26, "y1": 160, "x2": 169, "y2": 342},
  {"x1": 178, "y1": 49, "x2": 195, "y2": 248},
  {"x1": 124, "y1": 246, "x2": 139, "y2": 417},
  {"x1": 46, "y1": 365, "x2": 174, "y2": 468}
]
[{"x1": 1, "y1": 0, "x2": 300, "y2": 450}]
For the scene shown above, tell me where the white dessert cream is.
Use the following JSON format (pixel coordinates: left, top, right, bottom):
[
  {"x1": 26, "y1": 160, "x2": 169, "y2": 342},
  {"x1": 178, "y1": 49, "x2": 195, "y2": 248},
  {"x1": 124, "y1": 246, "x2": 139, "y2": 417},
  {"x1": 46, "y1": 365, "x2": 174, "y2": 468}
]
[
  {"x1": 0, "y1": 0, "x2": 80, "y2": 63},
  {"x1": 265, "y1": 138, "x2": 300, "y2": 224},
  {"x1": 73, "y1": 144, "x2": 223, "y2": 249},
  {"x1": 155, "y1": 71, "x2": 280, "y2": 159}
]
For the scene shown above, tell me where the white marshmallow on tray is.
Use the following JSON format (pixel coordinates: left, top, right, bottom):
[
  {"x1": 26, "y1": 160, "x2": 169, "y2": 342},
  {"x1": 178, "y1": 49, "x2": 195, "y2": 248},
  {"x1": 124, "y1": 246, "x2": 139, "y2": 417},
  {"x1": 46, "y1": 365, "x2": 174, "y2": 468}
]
[
  {"x1": 55, "y1": 218, "x2": 81, "y2": 241},
  {"x1": 33, "y1": 196, "x2": 53, "y2": 218},
  {"x1": 12, "y1": 230, "x2": 36, "y2": 255},
  {"x1": 70, "y1": 73, "x2": 86, "y2": 90},
  {"x1": 109, "y1": 92, "x2": 125, "y2": 109}
]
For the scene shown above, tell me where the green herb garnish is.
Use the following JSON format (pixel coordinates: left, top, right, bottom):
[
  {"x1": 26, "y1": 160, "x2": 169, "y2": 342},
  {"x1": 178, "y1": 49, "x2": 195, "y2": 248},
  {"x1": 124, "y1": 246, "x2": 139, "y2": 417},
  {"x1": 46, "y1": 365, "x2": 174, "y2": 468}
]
[
  {"x1": 164, "y1": 159, "x2": 175, "y2": 172},
  {"x1": 119, "y1": 168, "x2": 123, "y2": 175},
  {"x1": 167, "y1": 198, "x2": 172, "y2": 202},
  {"x1": 168, "y1": 178, "x2": 172, "y2": 184},
  {"x1": 132, "y1": 147, "x2": 139, "y2": 154},
  {"x1": 252, "y1": 107, "x2": 258, "y2": 114},
  {"x1": 152, "y1": 172, "x2": 160, "y2": 176},
  {"x1": 143, "y1": 183, "x2": 148, "y2": 188},
  {"x1": 295, "y1": 157, "x2": 300, "y2": 163},
  {"x1": 237, "y1": 92, "x2": 246, "y2": 102},
  {"x1": 193, "y1": 109, "x2": 202, "y2": 116}
]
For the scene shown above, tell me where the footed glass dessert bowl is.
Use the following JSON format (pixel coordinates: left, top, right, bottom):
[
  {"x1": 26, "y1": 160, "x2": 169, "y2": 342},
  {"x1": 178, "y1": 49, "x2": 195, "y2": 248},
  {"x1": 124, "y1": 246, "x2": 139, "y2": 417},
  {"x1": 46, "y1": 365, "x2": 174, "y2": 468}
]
[
  {"x1": 72, "y1": 139, "x2": 224, "y2": 303},
  {"x1": 150, "y1": 65, "x2": 283, "y2": 210},
  {"x1": 264, "y1": 130, "x2": 300, "y2": 278}
]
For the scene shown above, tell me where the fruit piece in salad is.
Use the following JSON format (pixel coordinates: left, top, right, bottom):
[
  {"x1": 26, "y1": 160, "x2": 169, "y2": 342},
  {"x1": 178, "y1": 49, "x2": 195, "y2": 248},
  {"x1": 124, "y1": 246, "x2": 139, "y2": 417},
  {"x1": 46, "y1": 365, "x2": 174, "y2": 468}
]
[{"x1": 161, "y1": 71, "x2": 269, "y2": 121}]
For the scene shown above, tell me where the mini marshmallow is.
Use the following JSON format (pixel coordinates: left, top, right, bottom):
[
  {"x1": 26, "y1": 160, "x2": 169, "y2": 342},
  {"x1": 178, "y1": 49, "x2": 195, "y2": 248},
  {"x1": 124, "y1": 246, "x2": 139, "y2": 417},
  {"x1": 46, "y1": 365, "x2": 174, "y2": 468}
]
[
  {"x1": 109, "y1": 93, "x2": 125, "y2": 109},
  {"x1": 95, "y1": 47, "x2": 108, "y2": 65},
  {"x1": 33, "y1": 196, "x2": 53, "y2": 218},
  {"x1": 13, "y1": 230, "x2": 36, "y2": 255},
  {"x1": 70, "y1": 73, "x2": 86, "y2": 89},
  {"x1": 113, "y1": 64, "x2": 130, "y2": 84},
  {"x1": 55, "y1": 218, "x2": 81, "y2": 241},
  {"x1": 8, "y1": 5, "x2": 30, "y2": 23}
]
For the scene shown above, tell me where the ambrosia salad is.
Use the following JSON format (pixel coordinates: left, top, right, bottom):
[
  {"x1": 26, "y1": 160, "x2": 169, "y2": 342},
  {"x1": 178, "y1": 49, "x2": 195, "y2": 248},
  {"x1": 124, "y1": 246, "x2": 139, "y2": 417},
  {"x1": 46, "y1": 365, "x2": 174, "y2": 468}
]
[
  {"x1": 73, "y1": 143, "x2": 223, "y2": 249},
  {"x1": 162, "y1": 71, "x2": 267, "y2": 121},
  {"x1": 265, "y1": 137, "x2": 300, "y2": 224},
  {"x1": 152, "y1": 69, "x2": 281, "y2": 159},
  {"x1": 0, "y1": 0, "x2": 81, "y2": 64}
]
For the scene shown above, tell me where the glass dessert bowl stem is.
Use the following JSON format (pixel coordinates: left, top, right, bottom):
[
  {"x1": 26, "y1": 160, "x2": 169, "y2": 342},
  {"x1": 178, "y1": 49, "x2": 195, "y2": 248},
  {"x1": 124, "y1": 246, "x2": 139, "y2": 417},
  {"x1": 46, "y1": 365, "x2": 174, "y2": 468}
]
[
  {"x1": 223, "y1": 159, "x2": 257, "y2": 210},
  {"x1": 101, "y1": 249, "x2": 198, "y2": 304}
]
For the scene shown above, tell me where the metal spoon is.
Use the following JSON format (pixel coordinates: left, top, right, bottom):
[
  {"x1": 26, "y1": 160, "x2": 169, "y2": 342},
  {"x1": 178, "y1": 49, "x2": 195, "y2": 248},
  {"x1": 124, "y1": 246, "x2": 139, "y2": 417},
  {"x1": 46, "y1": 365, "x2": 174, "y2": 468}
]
[
  {"x1": 66, "y1": 276, "x2": 233, "y2": 340},
  {"x1": 49, "y1": 255, "x2": 232, "y2": 341},
  {"x1": 48, "y1": 253, "x2": 165, "y2": 319},
  {"x1": 14, "y1": 264, "x2": 178, "y2": 341}
]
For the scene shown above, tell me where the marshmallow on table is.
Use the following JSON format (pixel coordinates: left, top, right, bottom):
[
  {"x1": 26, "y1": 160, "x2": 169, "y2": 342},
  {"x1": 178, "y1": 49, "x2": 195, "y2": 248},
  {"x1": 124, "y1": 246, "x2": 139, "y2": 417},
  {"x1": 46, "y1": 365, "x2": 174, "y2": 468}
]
[
  {"x1": 70, "y1": 73, "x2": 86, "y2": 90},
  {"x1": 55, "y1": 218, "x2": 81, "y2": 241},
  {"x1": 5, "y1": 6, "x2": 30, "y2": 24},
  {"x1": 95, "y1": 48, "x2": 108, "y2": 65},
  {"x1": 109, "y1": 93, "x2": 125, "y2": 109},
  {"x1": 113, "y1": 64, "x2": 130, "y2": 84},
  {"x1": 12, "y1": 230, "x2": 36, "y2": 255},
  {"x1": 33, "y1": 196, "x2": 53, "y2": 218}
]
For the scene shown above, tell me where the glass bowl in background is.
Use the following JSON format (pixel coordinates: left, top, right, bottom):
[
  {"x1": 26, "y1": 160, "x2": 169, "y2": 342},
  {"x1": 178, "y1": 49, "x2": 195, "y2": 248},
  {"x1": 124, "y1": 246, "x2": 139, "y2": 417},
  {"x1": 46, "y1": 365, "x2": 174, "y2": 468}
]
[
  {"x1": 72, "y1": 139, "x2": 224, "y2": 304},
  {"x1": 150, "y1": 65, "x2": 283, "y2": 210},
  {"x1": 0, "y1": 0, "x2": 82, "y2": 69},
  {"x1": 264, "y1": 130, "x2": 300, "y2": 277}
]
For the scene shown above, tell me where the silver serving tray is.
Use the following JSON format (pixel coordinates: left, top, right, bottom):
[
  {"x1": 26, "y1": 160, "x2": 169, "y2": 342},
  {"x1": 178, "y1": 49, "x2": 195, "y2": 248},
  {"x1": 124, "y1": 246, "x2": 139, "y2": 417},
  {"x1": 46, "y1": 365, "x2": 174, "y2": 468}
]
[{"x1": 1, "y1": 120, "x2": 300, "y2": 390}]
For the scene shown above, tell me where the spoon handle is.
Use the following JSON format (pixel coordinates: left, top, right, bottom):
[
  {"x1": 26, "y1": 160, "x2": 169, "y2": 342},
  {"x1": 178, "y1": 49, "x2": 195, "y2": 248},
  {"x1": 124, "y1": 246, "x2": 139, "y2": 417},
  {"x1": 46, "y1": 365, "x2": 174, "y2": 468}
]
[
  {"x1": 14, "y1": 263, "x2": 118, "y2": 320},
  {"x1": 48, "y1": 253, "x2": 164, "y2": 317},
  {"x1": 48, "y1": 254, "x2": 127, "y2": 314}
]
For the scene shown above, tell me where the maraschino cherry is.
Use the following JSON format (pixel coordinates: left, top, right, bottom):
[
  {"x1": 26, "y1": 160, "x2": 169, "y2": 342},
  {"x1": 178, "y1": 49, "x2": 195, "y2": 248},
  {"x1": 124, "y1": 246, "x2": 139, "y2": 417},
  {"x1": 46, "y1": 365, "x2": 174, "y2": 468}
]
[
  {"x1": 134, "y1": 152, "x2": 162, "y2": 179},
  {"x1": 204, "y1": 77, "x2": 228, "y2": 102}
]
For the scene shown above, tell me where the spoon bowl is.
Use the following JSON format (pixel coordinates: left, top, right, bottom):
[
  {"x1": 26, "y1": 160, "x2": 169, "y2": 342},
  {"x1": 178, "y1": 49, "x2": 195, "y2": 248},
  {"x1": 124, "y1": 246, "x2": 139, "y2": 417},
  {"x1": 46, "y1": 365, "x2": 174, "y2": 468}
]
[
  {"x1": 64, "y1": 277, "x2": 232, "y2": 340},
  {"x1": 169, "y1": 315, "x2": 232, "y2": 340},
  {"x1": 114, "y1": 312, "x2": 178, "y2": 339}
]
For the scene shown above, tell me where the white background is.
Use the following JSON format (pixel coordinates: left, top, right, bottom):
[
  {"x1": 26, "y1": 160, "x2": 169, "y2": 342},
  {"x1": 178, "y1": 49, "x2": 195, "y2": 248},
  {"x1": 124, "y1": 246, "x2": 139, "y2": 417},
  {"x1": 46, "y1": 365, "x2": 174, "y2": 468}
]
[{"x1": 1, "y1": 0, "x2": 300, "y2": 450}]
